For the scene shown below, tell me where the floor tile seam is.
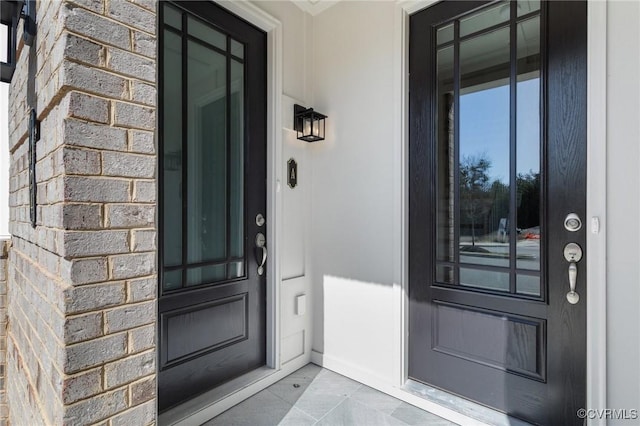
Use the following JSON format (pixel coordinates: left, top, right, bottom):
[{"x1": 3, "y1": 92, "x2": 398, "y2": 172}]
[
  {"x1": 264, "y1": 386, "x2": 298, "y2": 409},
  {"x1": 350, "y1": 388, "x2": 405, "y2": 417},
  {"x1": 279, "y1": 406, "x2": 318, "y2": 426},
  {"x1": 354, "y1": 399, "x2": 405, "y2": 419},
  {"x1": 344, "y1": 397, "x2": 414, "y2": 426},
  {"x1": 304, "y1": 390, "x2": 355, "y2": 423}
]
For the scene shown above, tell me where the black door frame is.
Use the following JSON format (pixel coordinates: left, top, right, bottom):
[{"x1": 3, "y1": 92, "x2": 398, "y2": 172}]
[{"x1": 397, "y1": 0, "x2": 606, "y2": 422}]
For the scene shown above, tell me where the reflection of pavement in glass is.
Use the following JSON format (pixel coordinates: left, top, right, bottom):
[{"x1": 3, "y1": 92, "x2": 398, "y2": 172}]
[{"x1": 459, "y1": 241, "x2": 540, "y2": 294}]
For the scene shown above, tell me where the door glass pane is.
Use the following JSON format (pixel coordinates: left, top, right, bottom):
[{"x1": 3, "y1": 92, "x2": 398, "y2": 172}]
[
  {"x1": 187, "y1": 41, "x2": 227, "y2": 264},
  {"x1": 436, "y1": 265, "x2": 454, "y2": 285},
  {"x1": 436, "y1": 46, "x2": 454, "y2": 264},
  {"x1": 460, "y1": 268, "x2": 509, "y2": 292},
  {"x1": 163, "y1": 30, "x2": 183, "y2": 268},
  {"x1": 231, "y1": 39, "x2": 244, "y2": 59},
  {"x1": 163, "y1": 270, "x2": 182, "y2": 291},
  {"x1": 459, "y1": 27, "x2": 510, "y2": 270},
  {"x1": 437, "y1": 24, "x2": 454, "y2": 45},
  {"x1": 229, "y1": 60, "x2": 244, "y2": 258},
  {"x1": 459, "y1": 1, "x2": 509, "y2": 37},
  {"x1": 516, "y1": 16, "x2": 541, "y2": 271},
  {"x1": 187, "y1": 264, "x2": 226, "y2": 286},
  {"x1": 188, "y1": 16, "x2": 226, "y2": 50},
  {"x1": 164, "y1": 4, "x2": 182, "y2": 29},
  {"x1": 516, "y1": 274, "x2": 540, "y2": 296},
  {"x1": 228, "y1": 261, "x2": 244, "y2": 279},
  {"x1": 518, "y1": 0, "x2": 540, "y2": 17}
]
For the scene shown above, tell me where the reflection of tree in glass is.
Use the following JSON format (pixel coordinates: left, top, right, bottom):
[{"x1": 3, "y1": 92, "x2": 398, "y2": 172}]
[
  {"x1": 517, "y1": 171, "x2": 540, "y2": 230},
  {"x1": 460, "y1": 154, "x2": 492, "y2": 247}
]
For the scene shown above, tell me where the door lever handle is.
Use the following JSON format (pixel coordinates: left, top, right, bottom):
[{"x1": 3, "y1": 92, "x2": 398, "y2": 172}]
[
  {"x1": 255, "y1": 233, "x2": 267, "y2": 276},
  {"x1": 566, "y1": 262, "x2": 579, "y2": 304},
  {"x1": 257, "y1": 245, "x2": 267, "y2": 276},
  {"x1": 563, "y1": 242, "x2": 583, "y2": 305}
]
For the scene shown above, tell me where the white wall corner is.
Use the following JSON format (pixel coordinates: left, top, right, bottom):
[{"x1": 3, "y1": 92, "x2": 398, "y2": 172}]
[{"x1": 291, "y1": 0, "x2": 339, "y2": 17}]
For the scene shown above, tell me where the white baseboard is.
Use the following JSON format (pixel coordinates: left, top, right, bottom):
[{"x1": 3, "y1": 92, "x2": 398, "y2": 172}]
[{"x1": 310, "y1": 350, "x2": 490, "y2": 426}]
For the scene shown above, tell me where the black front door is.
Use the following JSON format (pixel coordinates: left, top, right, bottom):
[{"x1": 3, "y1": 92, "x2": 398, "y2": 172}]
[
  {"x1": 158, "y1": 1, "x2": 267, "y2": 412},
  {"x1": 409, "y1": 1, "x2": 586, "y2": 424}
]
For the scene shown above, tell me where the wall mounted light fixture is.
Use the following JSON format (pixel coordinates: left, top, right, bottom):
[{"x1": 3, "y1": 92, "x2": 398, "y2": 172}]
[
  {"x1": 294, "y1": 104, "x2": 327, "y2": 142},
  {"x1": 1, "y1": 0, "x2": 36, "y2": 83}
]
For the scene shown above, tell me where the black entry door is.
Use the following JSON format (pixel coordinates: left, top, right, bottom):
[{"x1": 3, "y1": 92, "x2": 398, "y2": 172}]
[
  {"x1": 408, "y1": 1, "x2": 586, "y2": 424},
  {"x1": 158, "y1": 1, "x2": 267, "y2": 412}
]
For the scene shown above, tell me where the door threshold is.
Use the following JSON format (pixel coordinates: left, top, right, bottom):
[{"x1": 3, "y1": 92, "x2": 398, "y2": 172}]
[
  {"x1": 403, "y1": 380, "x2": 532, "y2": 426},
  {"x1": 159, "y1": 366, "x2": 277, "y2": 426}
]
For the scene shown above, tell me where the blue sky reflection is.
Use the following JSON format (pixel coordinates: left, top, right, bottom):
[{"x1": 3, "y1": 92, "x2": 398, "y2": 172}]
[{"x1": 460, "y1": 78, "x2": 540, "y2": 183}]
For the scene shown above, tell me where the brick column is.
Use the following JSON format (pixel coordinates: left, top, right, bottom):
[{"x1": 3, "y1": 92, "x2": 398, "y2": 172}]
[{"x1": 6, "y1": 1, "x2": 158, "y2": 424}]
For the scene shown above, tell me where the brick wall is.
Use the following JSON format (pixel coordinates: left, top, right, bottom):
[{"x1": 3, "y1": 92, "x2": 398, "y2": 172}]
[{"x1": 7, "y1": 0, "x2": 158, "y2": 424}]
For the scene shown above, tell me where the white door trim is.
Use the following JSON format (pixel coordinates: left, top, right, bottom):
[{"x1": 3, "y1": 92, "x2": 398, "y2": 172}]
[
  {"x1": 585, "y1": 2, "x2": 608, "y2": 424},
  {"x1": 393, "y1": 1, "x2": 608, "y2": 424}
]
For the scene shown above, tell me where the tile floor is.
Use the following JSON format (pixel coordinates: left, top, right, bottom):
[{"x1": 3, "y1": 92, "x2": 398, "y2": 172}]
[{"x1": 204, "y1": 364, "x2": 457, "y2": 426}]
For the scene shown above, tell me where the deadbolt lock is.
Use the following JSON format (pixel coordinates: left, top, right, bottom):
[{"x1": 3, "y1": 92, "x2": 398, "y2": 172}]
[
  {"x1": 563, "y1": 242, "x2": 583, "y2": 263},
  {"x1": 564, "y1": 213, "x2": 582, "y2": 232}
]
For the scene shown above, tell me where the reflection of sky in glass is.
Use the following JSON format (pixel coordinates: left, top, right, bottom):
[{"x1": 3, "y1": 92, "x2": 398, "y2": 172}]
[{"x1": 460, "y1": 78, "x2": 540, "y2": 183}]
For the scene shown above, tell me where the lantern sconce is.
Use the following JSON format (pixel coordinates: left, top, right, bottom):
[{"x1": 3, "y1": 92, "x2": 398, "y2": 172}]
[
  {"x1": 1, "y1": 0, "x2": 37, "y2": 84},
  {"x1": 294, "y1": 104, "x2": 327, "y2": 142}
]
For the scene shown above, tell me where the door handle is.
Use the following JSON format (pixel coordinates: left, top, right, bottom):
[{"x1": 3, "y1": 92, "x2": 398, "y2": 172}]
[
  {"x1": 563, "y1": 243, "x2": 583, "y2": 304},
  {"x1": 255, "y1": 233, "x2": 267, "y2": 276},
  {"x1": 566, "y1": 262, "x2": 579, "y2": 304}
]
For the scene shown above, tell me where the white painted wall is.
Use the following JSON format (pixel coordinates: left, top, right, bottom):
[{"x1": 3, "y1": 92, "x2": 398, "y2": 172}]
[
  {"x1": 0, "y1": 28, "x2": 9, "y2": 239},
  {"x1": 606, "y1": 0, "x2": 640, "y2": 420},
  {"x1": 307, "y1": 0, "x2": 640, "y2": 417},
  {"x1": 309, "y1": 0, "x2": 398, "y2": 383}
]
